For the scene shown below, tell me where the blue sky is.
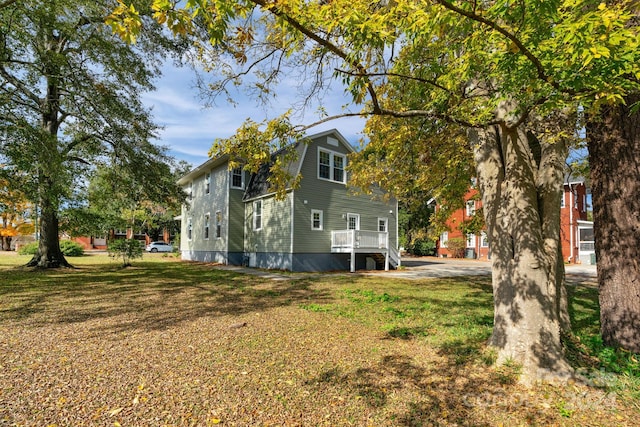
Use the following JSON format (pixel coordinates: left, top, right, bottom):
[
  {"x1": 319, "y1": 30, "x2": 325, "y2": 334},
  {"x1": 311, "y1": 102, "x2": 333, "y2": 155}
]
[{"x1": 144, "y1": 61, "x2": 367, "y2": 169}]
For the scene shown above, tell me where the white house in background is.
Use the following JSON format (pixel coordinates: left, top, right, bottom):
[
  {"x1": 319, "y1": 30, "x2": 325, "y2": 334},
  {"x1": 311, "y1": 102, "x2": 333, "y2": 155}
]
[{"x1": 176, "y1": 129, "x2": 400, "y2": 272}]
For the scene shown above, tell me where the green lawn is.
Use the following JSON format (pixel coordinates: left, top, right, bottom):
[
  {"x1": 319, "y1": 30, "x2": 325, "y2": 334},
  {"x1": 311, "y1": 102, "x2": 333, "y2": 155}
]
[{"x1": 0, "y1": 252, "x2": 637, "y2": 426}]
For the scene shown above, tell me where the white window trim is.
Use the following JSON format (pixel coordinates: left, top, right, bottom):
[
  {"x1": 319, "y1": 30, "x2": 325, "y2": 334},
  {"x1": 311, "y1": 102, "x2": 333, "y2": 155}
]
[
  {"x1": 204, "y1": 213, "x2": 210, "y2": 240},
  {"x1": 317, "y1": 147, "x2": 346, "y2": 184},
  {"x1": 440, "y1": 231, "x2": 448, "y2": 248},
  {"x1": 466, "y1": 200, "x2": 476, "y2": 216},
  {"x1": 311, "y1": 209, "x2": 323, "y2": 230},
  {"x1": 480, "y1": 231, "x2": 489, "y2": 248},
  {"x1": 205, "y1": 172, "x2": 211, "y2": 194},
  {"x1": 253, "y1": 200, "x2": 263, "y2": 231},
  {"x1": 215, "y1": 211, "x2": 222, "y2": 239},
  {"x1": 231, "y1": 167, "x2": 244, "y2": 189},
  {"x1": 466, "y1": 233, "x2": 476, "y2": 248},
  {"x1": 560, "y1": 192, "x2": 566, "y2": 208},
  {"x1": 187, "y1": 217, "x2": 193, "y2": 241},
  {"x1": 378, "y1": 217, "x2": 388, "y2": 232},
  {"x1": 347, "y1": 213, "x2": 360, "y2": 230}
]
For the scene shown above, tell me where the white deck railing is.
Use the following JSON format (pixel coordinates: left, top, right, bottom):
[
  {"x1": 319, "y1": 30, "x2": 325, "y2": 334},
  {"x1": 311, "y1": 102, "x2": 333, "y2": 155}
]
[{"x1": 331, "y1": 229, "x2": 388, "y2": 250}]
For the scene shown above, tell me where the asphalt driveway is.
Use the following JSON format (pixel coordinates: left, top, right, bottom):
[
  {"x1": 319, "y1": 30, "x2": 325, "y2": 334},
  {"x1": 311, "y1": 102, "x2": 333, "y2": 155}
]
[{"x1": 365, "y1": 256, "x2": 598, "y2": 281}]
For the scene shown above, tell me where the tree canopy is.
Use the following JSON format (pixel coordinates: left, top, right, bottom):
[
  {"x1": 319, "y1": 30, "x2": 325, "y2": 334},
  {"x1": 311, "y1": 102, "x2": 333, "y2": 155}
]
[
  {"x1": 110, "y1": 0, "x2": 640, "y2": 381},
  {"x1": 0, "y1": 0, "x2": 186, "y2": 266}
]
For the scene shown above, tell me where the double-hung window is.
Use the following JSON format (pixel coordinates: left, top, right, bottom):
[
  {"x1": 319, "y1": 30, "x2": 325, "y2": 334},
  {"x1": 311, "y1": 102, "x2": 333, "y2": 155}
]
[
  {"x1": 311, "y1": 209, "x2": 323, "y2": 230},
  {"x1": 480, "y1": 231, "x2": 489, "y2": 248},
  {"x1": 215, "y1": 211, "x2": 222, "y2": 238},
  {"x1": 231, "y1": 167, "x2": 244, "y2": 189},
  {"x1": 440, "y1": 231, "x2": 448, "y2": 248},
  {"x1": 204, "y1": 214, "x2": 210, "y2": 239},
  {"x1": 318, "y1": 148, "x2": 346, "y2": 183},
  {"x1": 253, "y1": 200, "x2": 262, "y2": 230},
  {"x1": 378, "y1": 218, "x2": 388, "y2": 232},
  {"x1": 466, "y1": 200, "x2": 475, "y2": 216},
  {"x1": 205, "y1": 173, "x2": 211, "y2": 194}
]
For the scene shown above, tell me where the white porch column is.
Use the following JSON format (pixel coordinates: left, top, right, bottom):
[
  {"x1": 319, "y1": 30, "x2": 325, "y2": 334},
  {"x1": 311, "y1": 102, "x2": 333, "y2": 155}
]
[{"x1": 350, "y1": 249, "x2": 356, "y2": 273}]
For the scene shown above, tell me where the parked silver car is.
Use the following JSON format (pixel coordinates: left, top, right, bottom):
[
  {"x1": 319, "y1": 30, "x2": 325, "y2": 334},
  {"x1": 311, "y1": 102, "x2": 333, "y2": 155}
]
[{"x1": 145, "y1": 241, "x2": 173, "y2": 253}]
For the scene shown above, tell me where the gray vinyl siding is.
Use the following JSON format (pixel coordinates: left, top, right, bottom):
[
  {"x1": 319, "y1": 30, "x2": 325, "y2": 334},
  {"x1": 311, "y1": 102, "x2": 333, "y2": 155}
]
[
  {"x1": 244, "y1": 193, "x2": 293, "y2": 255},
  {"x1": 180, "y1": 164, "x2": 230, "y2": 262},
  {"x1": 227, "y1": 183, "x2": 245, "y2": 253},
  {"x1": 292, "y1": 134, "x2": 398, "y2": 253}
]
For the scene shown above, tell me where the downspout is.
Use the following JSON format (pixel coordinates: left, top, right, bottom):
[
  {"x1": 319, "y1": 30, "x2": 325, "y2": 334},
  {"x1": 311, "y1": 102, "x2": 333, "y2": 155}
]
[
  {"x1": 225, "y1": 173, "x2": 230, "y2": 265},
  {"x1": 290, "y1": 191, "x2": 295, "y2": 271},
  {"x1": 396, "y1": 199, "x2": 401, "y2": 267}
]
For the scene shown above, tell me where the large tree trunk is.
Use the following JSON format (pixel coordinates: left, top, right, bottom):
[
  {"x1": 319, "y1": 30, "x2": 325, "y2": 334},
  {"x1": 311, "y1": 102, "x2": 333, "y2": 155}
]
[
  {"x1": 24, "y1": 41, "x2": 71, "y2": 269},
  {"x1": 586, "y1": 93, "x2": 640, "y2": 353},
  {"x1": 26, "y1": 196, "x2": 71, "y2": 268},
  {"x1": 470, "y1": 121, "x2": 572, "y2": 383}
]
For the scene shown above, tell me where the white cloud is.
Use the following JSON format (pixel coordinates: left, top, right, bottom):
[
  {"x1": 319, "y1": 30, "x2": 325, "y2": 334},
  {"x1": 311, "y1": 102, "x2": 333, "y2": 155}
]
[{"x1": 146, "y1": 61, "x2": 367, "y2": 167}]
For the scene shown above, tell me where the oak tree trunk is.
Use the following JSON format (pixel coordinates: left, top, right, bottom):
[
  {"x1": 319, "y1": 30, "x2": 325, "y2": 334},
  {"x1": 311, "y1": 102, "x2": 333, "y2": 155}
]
[
  {"x1": 470, "y1": 121, "x2": 572, "y2": 383},
  {"x1": 586, "y1": 94, "x2": 640, "y2": 353},
  {"x1": 26, "y1": 196, "x2": 71, "y2": 268}
]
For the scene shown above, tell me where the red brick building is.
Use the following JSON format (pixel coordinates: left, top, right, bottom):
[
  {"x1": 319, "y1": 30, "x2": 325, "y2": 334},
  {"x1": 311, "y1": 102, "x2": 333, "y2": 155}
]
[
  {"x1": 68, "y1": 228, "x2": 173, "y2": 250},
  {"x1": 437, "y1": 179, "x2": 595, "y2": 264}
]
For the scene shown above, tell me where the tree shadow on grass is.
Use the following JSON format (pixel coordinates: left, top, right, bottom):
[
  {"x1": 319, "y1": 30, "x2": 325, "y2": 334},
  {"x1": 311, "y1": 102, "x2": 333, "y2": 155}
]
[
  {"x1": 0, "y1": 261, "x2": 332, "y2": 335},
  {"x1": 305, "y1": 351, "x2": 562, "y2": 426}
]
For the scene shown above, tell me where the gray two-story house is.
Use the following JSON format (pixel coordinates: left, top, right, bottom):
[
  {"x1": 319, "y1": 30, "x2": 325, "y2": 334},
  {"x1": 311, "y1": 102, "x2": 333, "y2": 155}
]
[{"x1": 177, "y1": 129, "x2": 399, "y2": 272}]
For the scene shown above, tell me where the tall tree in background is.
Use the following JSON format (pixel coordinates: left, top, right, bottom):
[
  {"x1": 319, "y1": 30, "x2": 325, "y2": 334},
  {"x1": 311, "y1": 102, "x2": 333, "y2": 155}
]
[
  {"x1": 61, "y1": 159, "x2": 190, "y2": 241},
  {"x1": 0, "y1": 0, "x2": 183, "y2": 267},
  {"x1": 112, "y1": 0, "x2": 640, "y2": 380},
  {"x1": 0, "y1": 177, "x2": 35, "y2": 250}
]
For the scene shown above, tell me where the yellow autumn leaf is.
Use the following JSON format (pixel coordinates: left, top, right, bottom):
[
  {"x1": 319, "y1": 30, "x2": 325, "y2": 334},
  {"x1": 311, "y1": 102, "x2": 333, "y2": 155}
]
[{"x1": 109, "y1": 407, "x2": 124, "y2": 417}]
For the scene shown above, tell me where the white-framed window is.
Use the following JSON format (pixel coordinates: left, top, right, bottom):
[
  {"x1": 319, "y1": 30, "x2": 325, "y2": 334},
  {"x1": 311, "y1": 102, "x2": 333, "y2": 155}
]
[
  {"x1": 187, "y1": 217, "x2": 193, "y2": 240},
  {"x1": 318, "y1": 148, "x2": 346, "y2": 183},
  {"x1": 205, "y1": 172, "x2": 211, "y2": 194},
  {"x1": 253, "y1": 200, "x2": 262, "y2": 230},
  {"x1": 204, "y1": 213, "x2": 210, "y2": 239},
  {"x1": 378, "y1": 217, "x2": 388, "y2": 232},
  {"x1": 215, "y1": 211, "x2": 222, "y2": 238},
  {"x1": 440, "y1": 231, "x2": 448, "y2": 248},
  {"x1": 466, "y1": 200, "x2": 476, "y2": 216},
  {"x1": 466, "y1": 233, "x2": 476, "y2": 248},
  {"x1": 311, "y1": 209, "x2": 323, "y2": 230},
  {"x1": 347, "y1": 213, "x2": 360, "y2": 230},
  {"x1": 188, "y1": 181, "x2": 193, "y2": 201},
  {"x1": 480, "y1": 231, "x2": 490, "y2": 247},
  {"x1": 560, "y1": 192, "x2": 566, "y2": 208},
  {"x1": 231, "y1": 167, "x2": 244, "y2": 189}
]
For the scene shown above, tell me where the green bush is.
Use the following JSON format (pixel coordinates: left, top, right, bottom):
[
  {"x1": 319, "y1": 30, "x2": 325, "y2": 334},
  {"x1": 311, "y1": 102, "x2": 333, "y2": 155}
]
[
  {"x1": 18, "y1": 240, "x2": 85, "y2": 256},
  {"x1": 60, "y1": 240, "x2": 85, "y2": 256},
  {"x1": 108, "y1": 238, "x2": 143, "y2": 267},
  {"x1": 410, "y1": 238, "x2": 436, "y2": 256},
  {"x1": 17, "y1": 242, "x2": 38, "y2": 255}
]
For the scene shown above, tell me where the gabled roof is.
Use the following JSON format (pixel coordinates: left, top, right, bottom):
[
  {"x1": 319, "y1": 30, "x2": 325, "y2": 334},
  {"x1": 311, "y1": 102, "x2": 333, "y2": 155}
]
[
  {"x1": 177, "y1": 154, "x2": 230, "y2": 186},
  {"x1": 564, "y1": 172, "x2": 587, "y2": 187},
  {"x1": 176, "y1": 129, "x2": 355, "y2": 199},
  {"x1": 243, "y1": 129, "x2": 354, "y2": 201}
]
